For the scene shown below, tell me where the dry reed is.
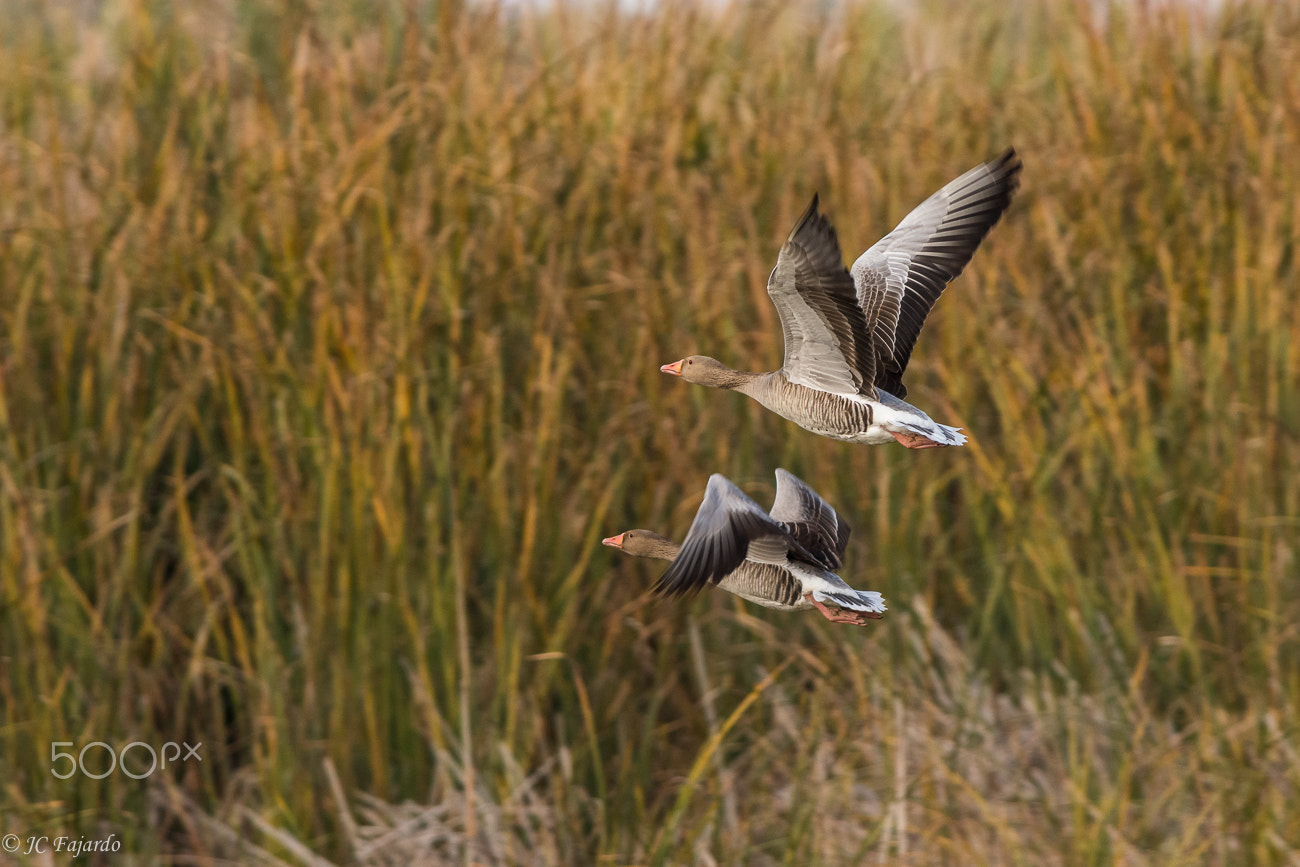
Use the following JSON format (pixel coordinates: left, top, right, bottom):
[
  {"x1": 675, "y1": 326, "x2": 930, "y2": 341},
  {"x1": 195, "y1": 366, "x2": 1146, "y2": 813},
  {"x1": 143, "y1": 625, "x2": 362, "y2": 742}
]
[{"x1": 1, "y1": 0, "x2": 1297, "y2": 863}]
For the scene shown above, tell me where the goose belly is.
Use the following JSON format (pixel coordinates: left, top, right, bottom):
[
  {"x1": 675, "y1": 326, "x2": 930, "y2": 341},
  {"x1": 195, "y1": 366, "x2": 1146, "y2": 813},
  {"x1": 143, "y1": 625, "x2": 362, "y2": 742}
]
[
  {"x1": 716, "y1": 562, "x2": 810, "y2": 610},
  {"x1": 756, "y1": 385, "x2": 956, "y2": 445},
  {"x1": 756, "y1": 389, "x2": 881, "y2": 442},
  {"x1": 734, "y1": 592, "x2": 813, "y2": 611}
]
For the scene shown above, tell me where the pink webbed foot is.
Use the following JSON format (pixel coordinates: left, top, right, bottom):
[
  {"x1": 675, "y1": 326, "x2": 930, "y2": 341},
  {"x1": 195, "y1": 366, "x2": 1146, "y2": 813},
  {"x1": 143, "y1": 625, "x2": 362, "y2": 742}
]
[
  {"x1": 888, "y1": 430, "x2": 947, "y2": 449},
  {"x1": 805, "y1": 594, "x2": 881, "y2": 626}
]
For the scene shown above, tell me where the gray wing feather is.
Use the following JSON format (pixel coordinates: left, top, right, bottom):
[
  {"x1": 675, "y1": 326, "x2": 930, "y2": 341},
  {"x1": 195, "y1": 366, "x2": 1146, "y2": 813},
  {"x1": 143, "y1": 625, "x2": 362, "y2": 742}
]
[
  {"x1": 851, "y1": 149, "x2": 1022, "y2": 398},
  {"x1": 767, "y1": 196, "x2": 877, "y2": 396},
  {"x1": 768, "y1": 468, "x2": 852, "y2": 569},
  {"x1": 653, "y1": 474, "x2": 828, "y2": 600}
]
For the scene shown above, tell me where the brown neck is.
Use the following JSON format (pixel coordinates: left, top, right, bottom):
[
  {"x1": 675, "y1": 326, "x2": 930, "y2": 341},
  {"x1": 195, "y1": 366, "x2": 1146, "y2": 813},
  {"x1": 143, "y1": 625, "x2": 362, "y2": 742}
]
[
  {"x1": 619, "y1": 531, "x2": 682, "y2": 561},
  {"x1": 643, "y1": 537, "x2": 681, "y2": 561},
  {"x1": 730, "y1": 369, "x2": 774, "y2": 395},
  {"x1": 706, "y1": 366, "x2": 765, "y2": 392}
]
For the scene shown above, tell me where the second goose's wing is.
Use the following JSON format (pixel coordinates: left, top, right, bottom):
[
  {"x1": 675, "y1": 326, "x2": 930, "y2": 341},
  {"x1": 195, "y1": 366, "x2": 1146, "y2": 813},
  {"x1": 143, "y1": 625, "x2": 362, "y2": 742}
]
[
  {"x1": 768, "y1": 468, "x2": 852, "y2": 570},
  {"x1": 653, "y1": 474, "x2": 825, "y2": 600},
  {"x1": 767, "y1": 195, "x2": 877, "y2": 396},
  {"x1": 851, "y1": 149, "x2": 1022, "y2": 399}
]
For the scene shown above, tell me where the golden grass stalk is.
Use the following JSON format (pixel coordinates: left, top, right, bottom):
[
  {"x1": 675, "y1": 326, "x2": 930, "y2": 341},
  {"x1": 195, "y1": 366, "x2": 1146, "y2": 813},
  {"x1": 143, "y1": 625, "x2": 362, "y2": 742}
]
[{"x1": 1, "y1": 0, "x2": 1297, "y2": 862}]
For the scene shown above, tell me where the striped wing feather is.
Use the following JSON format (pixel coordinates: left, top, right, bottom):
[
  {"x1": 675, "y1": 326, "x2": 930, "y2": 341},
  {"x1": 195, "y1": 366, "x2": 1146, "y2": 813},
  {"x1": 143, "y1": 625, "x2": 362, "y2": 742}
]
[
  {"x1": 851, "y1": 149, "x2": 1022, "y2": 399},
  {"x1": 653, "y1": 474, "x2": 823, "y2": 600},
  {"x1": 767, "y1": 196, "x2": 877, "y2": 396},
  {"x1": 767, "y1": 468, "x2": 852, "y2": 570}
]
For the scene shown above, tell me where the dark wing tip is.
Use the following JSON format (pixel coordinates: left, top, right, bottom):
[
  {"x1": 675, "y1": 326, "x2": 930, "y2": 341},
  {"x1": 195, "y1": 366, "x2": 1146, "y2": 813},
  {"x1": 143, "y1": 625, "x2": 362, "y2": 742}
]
[
  {"x1": 650, "y1": 548, "x2": 702, "y2": 597},
  {"x1": 988, "y1": 147, "x2": 1023, "y2": 192},
  {"x1": 650, "y1": 568, "x2": 688, "y2": 600},
  {"x1": 649, "y1": 474, "x2": 765, "y2": 601},
  {"x1": 786, "y1": 193, "x2": 823, "y2": 244}
]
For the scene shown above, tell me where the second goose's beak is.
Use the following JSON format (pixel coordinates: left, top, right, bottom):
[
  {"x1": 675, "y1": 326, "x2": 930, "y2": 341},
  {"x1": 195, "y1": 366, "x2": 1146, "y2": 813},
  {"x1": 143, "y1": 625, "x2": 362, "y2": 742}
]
[
  {"x1": 660, "y1": 360, "x2": 683, "y2": 376},
  {"x1": 601, "y1": 533, "x2": 626, "y2": 548}
]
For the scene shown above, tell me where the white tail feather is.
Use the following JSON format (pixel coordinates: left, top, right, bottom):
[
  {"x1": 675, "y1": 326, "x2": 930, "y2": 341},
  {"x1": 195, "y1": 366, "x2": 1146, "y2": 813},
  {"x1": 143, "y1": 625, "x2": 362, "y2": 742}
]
[
  {"x1": 872, "y1": 394, "x2": 968, "y2": 447},
  {"x1": 812, "y1": 588, "x2": 887, "y2": 615},
  {"x1": 933, "y1": 423, "x2": 967, "y2": 446}
]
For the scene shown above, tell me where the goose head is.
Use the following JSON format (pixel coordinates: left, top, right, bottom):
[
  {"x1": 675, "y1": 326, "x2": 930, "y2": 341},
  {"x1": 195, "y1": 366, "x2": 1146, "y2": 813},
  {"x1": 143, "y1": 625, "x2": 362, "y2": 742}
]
[
  {"x1": 660, "y1": 356, "x2": 748, "y2": 389},
  {"x1": 602, "y1": 529, "x2": 679, "y2": 561}
]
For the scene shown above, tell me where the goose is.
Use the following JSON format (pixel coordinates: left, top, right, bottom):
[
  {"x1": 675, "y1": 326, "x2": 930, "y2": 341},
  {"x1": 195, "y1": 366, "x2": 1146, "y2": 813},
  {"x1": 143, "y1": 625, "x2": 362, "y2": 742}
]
[
  {"x1": 661, "y1": 149, "x2": 1021, "y2": 448},
  {"x1": 602, "y1": 469, "x2": 885, "y2": 625}
]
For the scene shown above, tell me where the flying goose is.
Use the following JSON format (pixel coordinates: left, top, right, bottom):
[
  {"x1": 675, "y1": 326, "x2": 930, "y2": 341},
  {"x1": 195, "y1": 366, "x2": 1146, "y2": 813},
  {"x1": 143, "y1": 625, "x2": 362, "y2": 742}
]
[
  {"x1": 662, "y1": 149, "x2": 1021, "y2": 448},
  {"x1": 602, "y1": 469, "x2": 885, "y2": 625}
]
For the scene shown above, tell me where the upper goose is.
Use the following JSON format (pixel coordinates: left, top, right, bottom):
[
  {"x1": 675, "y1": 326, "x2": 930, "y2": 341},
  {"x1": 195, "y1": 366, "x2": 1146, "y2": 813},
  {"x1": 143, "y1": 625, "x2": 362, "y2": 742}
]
[
  {"x1": 602, "y1": 469, "x2": 885, "y2": 625},
  {"x1": 662, "y1": 149, "x2": 1022, "y2": 448}
]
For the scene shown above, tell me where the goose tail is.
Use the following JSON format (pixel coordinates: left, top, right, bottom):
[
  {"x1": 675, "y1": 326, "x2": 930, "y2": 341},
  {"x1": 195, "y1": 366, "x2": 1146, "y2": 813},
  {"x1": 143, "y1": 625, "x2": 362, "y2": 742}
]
[
  {"x1": 930, "y1": 422, "x2": 967, "y2": 447},
  {"x1": 812, "y1": 588, "x2": 887, "y2": 618},
  {"x1": 873, "y1": 393, "x2": 968, "y2": 447}
]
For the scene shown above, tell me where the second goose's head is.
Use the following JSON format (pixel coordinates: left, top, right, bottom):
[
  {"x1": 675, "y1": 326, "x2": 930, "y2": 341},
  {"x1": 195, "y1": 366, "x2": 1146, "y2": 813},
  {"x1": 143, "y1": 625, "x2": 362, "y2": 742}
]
[
  {"x1": 660, "y1": 356, "x2": 747, "y2": 389},
  {"x1": 601, "y1": 530, "x2": 679, "y2": 561}
]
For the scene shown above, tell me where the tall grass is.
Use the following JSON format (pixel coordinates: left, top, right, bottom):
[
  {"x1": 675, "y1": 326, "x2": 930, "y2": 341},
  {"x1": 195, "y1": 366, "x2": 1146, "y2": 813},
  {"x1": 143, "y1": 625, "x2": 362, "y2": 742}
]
[{"x1": 1, "y1": 0, "x2": 1298, "y2": 862}]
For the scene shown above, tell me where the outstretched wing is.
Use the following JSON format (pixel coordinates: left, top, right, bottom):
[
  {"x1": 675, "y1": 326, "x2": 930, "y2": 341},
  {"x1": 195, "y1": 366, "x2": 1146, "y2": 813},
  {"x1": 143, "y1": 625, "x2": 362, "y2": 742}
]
[
  {"x1": 852, "y1": 149, "x2": 1022, "y2": 399},
  {"x1": 768, "y1": 468, "x2": 852, "y2": 570},
  {"x1": 653, "y1": 474, "x2": 825, "y2": 600},
  {"x1": 767, "y1": 196, "x2": 877, "y2": 396}
]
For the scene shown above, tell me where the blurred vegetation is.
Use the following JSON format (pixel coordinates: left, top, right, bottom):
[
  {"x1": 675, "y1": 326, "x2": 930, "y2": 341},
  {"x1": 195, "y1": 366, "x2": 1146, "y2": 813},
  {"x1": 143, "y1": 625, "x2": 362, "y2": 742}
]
[{"x1": 1, "y1": 0, "x2": 1298, "y2": 862}]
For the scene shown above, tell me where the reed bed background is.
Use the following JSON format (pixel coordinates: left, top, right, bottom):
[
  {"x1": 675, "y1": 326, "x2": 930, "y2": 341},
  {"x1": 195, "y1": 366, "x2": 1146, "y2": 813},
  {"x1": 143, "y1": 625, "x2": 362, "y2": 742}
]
[{"x1": 1, "y1": 0, "x2": 1298, "y2": 862}]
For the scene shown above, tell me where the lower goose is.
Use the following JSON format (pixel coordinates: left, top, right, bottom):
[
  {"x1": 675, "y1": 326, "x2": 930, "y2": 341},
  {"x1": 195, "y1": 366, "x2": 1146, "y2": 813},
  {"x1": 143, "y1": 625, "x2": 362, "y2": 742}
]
[{"x1": 602, "y1": 469, "x2": 885, "y2": 625}]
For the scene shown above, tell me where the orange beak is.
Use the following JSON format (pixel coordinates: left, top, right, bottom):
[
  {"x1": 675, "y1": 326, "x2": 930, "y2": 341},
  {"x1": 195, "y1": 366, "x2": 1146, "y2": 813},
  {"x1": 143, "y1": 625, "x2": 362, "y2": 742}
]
[
  {"x1": 601, "y1": 533, "x2": 625, "y2": 548},
  {"x1": 660, "y1": 360, "x2": 683, "y2": 376}
]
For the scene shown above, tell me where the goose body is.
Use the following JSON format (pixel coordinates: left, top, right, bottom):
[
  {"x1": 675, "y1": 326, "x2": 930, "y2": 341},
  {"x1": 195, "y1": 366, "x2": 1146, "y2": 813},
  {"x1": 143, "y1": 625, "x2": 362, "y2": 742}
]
[
  {"x1": 662, "y1": 149, "x2": 1022, "y2": 448},
  {"x1": 602, "y1": 469, "x2": 886, "y2": 625},
  {"x1": 725, "y1": 372, "x2": 963, "y2": 446}
]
